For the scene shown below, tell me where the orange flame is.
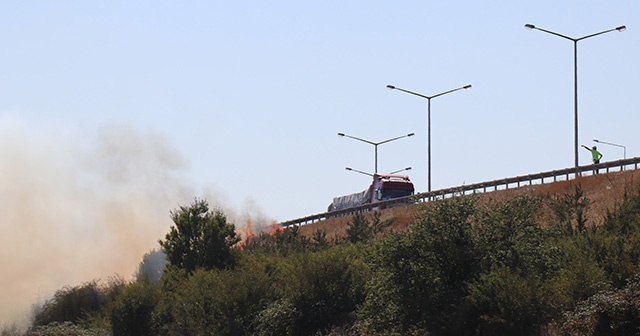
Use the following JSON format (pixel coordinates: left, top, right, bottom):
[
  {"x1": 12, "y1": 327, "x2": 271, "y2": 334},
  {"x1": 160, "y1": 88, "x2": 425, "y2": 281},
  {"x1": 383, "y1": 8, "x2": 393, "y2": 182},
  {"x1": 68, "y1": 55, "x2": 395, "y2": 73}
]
[
  {"x1": 268, "y1": 222, "x2": 284, "y2": 235},
  {"x1": 237, "y1": 217, "x2": 254, "y2": 250},
  {"x1": 237, "y1": 218, "x2": 283, "y2": 249}
]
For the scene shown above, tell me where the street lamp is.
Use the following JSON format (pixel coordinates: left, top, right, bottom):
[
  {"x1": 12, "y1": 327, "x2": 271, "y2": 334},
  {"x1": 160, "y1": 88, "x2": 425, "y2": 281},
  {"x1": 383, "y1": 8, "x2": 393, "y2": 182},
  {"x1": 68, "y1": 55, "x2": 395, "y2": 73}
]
[
  {"x1": 525, "y1": 23, "x2": 626, "y2": 170},
  {"x1": 593, "y1": 139, "x2": 626, "y2": 160},
  {"x1": 386, "y1": 84, "x2": 471, "y2": 192},
  {"x1": 345, "y1": 167, "x2": 373, "y2": 177},
  {"x1": 338, "y1": 132, "x2": 414, "y2": 173},
  {"x1": 345, "y1": 166, "x2": 412, "y2": 176},
  {"x1": 389, "y1": 167, "x2": 412, "y2": 175}
]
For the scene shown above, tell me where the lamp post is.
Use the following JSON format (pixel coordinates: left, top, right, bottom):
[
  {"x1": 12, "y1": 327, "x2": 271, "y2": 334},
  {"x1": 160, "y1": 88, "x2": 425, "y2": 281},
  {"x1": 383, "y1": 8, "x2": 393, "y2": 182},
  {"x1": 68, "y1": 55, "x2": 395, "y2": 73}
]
[
  {"x1": 345, "y1": 167, "x2": 373, "y2": 177},
  {"x1": 593, "y1": 139, "x2": 626, "y2": 160},
  {"x1": 524, "y1": 23, "x2": 626, "y2": 170},
  {"x1": 389, "y1": 167, "x2": 412, "y2": 175},
  {"x1": 338, "y1": 132, "x2": 414, "y2": 173},
  {"x1": 386, "y1": 84, "x2": 471, "y2": 192},
  {"x1": 345, "y1": 166, "x2": 412, "y2": 176}
]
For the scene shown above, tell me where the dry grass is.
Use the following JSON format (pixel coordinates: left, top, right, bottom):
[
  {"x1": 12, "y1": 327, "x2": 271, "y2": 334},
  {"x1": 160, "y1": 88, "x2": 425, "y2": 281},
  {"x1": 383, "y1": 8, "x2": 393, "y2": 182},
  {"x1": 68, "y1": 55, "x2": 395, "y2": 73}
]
[{"x1": 298, "y1": 169, "x2": 640, "y2": 241}]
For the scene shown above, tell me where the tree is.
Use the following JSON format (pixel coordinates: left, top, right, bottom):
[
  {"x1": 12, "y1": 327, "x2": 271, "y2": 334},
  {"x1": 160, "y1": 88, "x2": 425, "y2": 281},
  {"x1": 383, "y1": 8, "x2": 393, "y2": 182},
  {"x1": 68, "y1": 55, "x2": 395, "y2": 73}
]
[
  {"x1": 345, "y1": 213, "x2": 372, "y2": 244},
  {"x1": 550, "y1": 184, "x2": 591, "y2": 234},
  {"x1": 346, "y1": 212, "x2": 391, "y2": 244},
  {"x1": 159, "y1": 198, "x2": 239, "y2": 273},
  {"x1": 134, "y1": 248, "x2": 167, "y2": 285}
]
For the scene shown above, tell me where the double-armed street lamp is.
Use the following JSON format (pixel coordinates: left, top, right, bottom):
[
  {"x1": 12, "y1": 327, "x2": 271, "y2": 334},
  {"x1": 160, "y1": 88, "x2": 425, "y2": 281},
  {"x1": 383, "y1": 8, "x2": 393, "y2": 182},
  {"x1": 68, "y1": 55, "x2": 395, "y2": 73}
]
[
  {"x1": 338, "y1": 132, "x2": 414, "y2": 174},
  {"x1": 594, "y1": 139, "x2": 626, "y2": 160},
  {"x1": 524, "y1": 23, "x2": 626, "y2": 170},
  {"x1": 345, "y1": 167, "x2": 373, "y2": 177},
  {"x1": 386, "y1": 84, "x2": 471, "y2": 192},
  {"x1": 389, "y1": 166, "x2": 412, "y2": 175},
  {"x1": 345, "y1": 166, "x2": 412, "y2": 177}
]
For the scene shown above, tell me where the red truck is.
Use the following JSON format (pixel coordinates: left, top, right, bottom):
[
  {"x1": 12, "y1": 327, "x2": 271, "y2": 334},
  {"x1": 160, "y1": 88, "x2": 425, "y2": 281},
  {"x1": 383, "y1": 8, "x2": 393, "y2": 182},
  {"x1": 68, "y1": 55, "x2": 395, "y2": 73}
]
[{"x1": 327, "y1": 174, "x2": 415, "y2": 212}]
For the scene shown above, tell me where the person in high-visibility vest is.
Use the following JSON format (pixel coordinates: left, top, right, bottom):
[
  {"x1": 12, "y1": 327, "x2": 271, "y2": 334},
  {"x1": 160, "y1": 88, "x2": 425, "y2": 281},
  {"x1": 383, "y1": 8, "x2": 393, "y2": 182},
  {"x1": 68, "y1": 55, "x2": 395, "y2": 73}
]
[{"x1": 582, "y1": 145, "x2": 603, "y2": 164}]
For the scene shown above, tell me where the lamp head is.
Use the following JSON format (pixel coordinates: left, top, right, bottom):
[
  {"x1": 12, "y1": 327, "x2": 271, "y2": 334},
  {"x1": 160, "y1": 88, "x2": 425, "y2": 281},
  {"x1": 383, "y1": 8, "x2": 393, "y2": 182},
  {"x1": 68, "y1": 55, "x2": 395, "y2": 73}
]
[
  {"x1": 593, "y1": 139, "x2": 600, "y2": 143},
  {"x1": 345, "y1": 167, "x2": 352, "y2": 171},
  {"x1": 463, "y1": 84, "x2": 472, "y2": 89},
  {"x1": 524, "y1": 24, "x2": 535, "y2": 30},
  {"x1": 386, "y1": 85, "x2": 396, "y2": 90},
  {"x1": 408, "y1": 133, "x2": 415, "y2": 137},
  {"x1": 616, "y1": 25, "x2": 626, "y2": 32},
  {"x1": 337, "y1": 133, "x2": 345, "y2": 137}
]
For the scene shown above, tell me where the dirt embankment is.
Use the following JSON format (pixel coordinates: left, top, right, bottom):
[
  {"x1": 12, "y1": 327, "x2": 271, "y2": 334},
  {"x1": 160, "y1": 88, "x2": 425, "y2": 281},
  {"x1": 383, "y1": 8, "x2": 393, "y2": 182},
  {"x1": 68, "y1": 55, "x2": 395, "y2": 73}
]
[{"x1": 298, "y1": 169, "x2": 640, "y2": 241}]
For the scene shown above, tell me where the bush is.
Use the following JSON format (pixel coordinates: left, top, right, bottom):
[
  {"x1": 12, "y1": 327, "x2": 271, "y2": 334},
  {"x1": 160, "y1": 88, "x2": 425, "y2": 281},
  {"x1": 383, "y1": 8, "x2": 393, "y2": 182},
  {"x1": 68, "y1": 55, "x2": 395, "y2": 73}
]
[
  {"x1": 109, "y1": 280, "x2": 158, "y2": 336},
  {"x1": 463, "y1": 266, "x2": 561, "y2": 336},
  {"x1": 161, "y1": 262, "x2": 273, "y2": 336},
  {"x1": 260, "y1": 245, "x2": 369, "y2": 336},
  {"x1": 560, "y1": 273, "x2": 640, "y2": 335},
  {"x1": 360, "y1": 195, "x2": 480, "y2": 334},
  {"x1": 32, "y1": 278, "x2": 125, "y2": 328},
  {"x1": 588, "y1": 189, "x2": 640, "y2": 288},
  {"x1": 25, "y1": 322, "x2": 109, "y2": 336},
  {"x1": 244, "y1": 226, "x2": 310, "y2": 256}
]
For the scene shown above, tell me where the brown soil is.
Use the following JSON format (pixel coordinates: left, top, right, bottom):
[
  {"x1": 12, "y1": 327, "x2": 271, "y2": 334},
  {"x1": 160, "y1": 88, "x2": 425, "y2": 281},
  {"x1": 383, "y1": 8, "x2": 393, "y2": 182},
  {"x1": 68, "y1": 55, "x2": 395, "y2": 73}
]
[{"x1": 298, "y1": 169, "x2": 640, "y2": 241}]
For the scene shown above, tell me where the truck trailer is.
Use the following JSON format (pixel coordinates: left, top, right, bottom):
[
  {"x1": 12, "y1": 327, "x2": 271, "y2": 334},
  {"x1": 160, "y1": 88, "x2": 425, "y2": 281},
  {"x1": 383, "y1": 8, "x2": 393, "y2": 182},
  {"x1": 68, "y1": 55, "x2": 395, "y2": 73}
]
[{"x1": 327, "y1": 174, "x2": 415, "y2": 212}]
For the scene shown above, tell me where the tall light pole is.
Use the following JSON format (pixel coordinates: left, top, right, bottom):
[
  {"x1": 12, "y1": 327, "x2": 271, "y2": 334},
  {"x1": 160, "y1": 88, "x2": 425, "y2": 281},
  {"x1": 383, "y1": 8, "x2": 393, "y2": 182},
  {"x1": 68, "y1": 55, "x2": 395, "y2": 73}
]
[
  {"x1": 345, "y1": 166, "x2": 412, "y2": 176},
  {"x1": 524, "y1": 23, "x2": 626, "y2": 170},
  {"x1": 389, "y1": 167, "x2": 412, "y2": 175},
  {"x1": 338, "y1": 132, "x2": 414, "y2": 173},
  {"x1": 386, "y1": 84, "x2": 471, "y2": 192},
  {"x1": 345, "y1": 167, "x2": 373, "y2": 177},
  {"x1": 593, "y1": 139, "x2": 626, "y2": 160}
]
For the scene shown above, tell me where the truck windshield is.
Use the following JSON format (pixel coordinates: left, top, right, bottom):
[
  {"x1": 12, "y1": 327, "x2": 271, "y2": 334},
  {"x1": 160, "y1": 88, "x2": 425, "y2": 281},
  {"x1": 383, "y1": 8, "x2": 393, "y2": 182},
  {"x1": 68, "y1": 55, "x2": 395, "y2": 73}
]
[{"x1": 381, "y1": 188, "x2": 413, "y2": 200}]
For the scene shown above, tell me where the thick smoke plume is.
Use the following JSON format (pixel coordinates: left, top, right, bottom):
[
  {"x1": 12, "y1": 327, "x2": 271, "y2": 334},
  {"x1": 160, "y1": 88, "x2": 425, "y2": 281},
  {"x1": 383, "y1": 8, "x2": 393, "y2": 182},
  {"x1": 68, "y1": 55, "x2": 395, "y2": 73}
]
[{"x1": 0, "y1": 116, "x2": 272, "y2": 330}]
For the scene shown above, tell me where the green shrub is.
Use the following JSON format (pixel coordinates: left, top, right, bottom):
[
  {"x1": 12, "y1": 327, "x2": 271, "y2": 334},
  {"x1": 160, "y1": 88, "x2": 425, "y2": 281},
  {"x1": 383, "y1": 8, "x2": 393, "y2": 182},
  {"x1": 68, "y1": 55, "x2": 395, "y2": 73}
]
[
  {"x1": 32, "y1": 278, "x2": 125, "y2": 328},
  {"x1": 588, "y1": 189, "x2": 640, "y2": 288},
  {"x1": 26, "y1": 322, "x2": 109, "y2": 336},
  {"x1": 244, "y1": 226, "x2": 310, "y2": 256},
  {"x1": 360, "y1": 195, "x2": 480, "y2": 334},
  {"x1": 109, "y1": 280, "x2": 158, "y2": 336},
  {"x1": 161, "y1": 262, "x2": 273, "y2": 336},
  {"x1": 560, "y1": 273, "x2": 640, "y2": 335},
  {"x1": 262, "y1": 245, "x2": 369, "y2": 336},
  {"x1": 463, "y1": 266, "x2": 561, "y2": 336}
]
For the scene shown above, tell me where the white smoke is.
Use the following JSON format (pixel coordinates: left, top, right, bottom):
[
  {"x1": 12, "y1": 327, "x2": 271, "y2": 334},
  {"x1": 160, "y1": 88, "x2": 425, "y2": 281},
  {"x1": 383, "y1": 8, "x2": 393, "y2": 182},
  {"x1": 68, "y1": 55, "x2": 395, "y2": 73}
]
[
  {"x1": 0, "y1": 115, "x2": 275, "y2": 330},
  {"x1": 0, "y1": 117, "x2": 194, "y2": 328},
  {"x1": 0, "y1": 116, "x2": 187, "y2": 329}
]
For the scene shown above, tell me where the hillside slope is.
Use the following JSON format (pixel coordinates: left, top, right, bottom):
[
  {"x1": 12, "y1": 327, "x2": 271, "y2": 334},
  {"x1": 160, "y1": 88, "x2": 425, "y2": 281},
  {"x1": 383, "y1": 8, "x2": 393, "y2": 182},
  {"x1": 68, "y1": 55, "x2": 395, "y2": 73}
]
[{"x1": 299, "y1": 169, "x2": 640, "y2": 240}]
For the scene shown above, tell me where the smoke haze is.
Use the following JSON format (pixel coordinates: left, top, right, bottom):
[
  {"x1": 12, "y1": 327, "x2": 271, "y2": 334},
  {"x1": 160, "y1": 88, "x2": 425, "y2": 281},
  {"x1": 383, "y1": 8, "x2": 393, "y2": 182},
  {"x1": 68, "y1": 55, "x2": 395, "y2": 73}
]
[{"x1": 0, "y1": 116, "x2": 273, "y2": 329}]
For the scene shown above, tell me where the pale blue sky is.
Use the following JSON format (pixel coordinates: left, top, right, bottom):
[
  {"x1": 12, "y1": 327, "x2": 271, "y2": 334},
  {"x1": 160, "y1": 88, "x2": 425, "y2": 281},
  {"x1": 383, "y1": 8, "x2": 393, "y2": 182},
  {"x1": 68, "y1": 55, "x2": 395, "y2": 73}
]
[
  {"x1": 2, "y1": 2, "x2": 640, "y2": 326},
  {"x1": 1, "y1": 1, "x2": 638, "y2": 222}
]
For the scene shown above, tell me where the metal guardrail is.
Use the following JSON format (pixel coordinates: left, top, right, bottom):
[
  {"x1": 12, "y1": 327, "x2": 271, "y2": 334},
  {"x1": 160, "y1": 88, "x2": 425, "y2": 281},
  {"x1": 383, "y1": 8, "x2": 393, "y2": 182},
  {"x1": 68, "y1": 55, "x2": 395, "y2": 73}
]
[{"x1": 279, "y1": 157, "x2": 640, "y2": 227}]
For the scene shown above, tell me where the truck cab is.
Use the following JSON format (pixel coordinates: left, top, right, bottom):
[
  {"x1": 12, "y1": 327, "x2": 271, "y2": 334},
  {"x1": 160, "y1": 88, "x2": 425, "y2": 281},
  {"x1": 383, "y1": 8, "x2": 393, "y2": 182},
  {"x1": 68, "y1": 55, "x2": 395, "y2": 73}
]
[{"x1": 372, "y1": 174, "x2": 414, "y2": 203}]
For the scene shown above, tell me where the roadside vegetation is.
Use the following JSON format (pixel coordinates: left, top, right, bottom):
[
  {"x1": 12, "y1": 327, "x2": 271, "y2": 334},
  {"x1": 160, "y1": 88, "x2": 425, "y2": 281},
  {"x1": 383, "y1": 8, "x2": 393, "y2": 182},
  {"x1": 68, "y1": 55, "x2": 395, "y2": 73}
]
[{"x1": 5, "y1": 186, "x2": 640, "y2": 336}]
